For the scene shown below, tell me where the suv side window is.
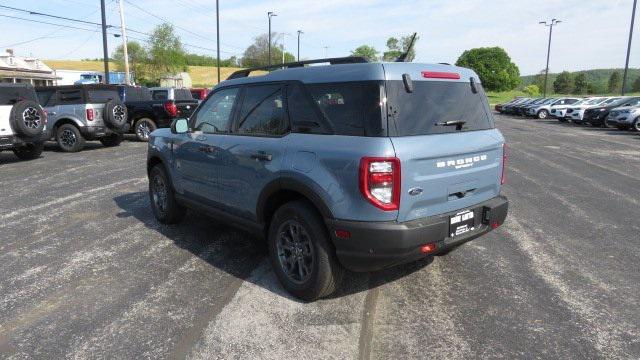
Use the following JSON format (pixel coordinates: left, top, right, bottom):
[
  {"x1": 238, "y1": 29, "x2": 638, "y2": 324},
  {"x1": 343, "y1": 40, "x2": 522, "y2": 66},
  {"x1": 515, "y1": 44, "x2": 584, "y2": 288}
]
[
  {"x1": 286, "y1": 82, "x2": 330, "y2": 134},
  {"x1": 152, "y1": 90, "x2": 169, "y2": 101},
  {"x1": 192, "y1": 87, "x2": 239, "y2": 133},
  {"x1": 58, "y1": 89, "x2": 83, "y2": 104},
  {"x1": 236, "y1": 84, "x2": 287, "y2": 136},
  {"x1": 36, "y1": 90, "x2": 56, "y2": 106}
]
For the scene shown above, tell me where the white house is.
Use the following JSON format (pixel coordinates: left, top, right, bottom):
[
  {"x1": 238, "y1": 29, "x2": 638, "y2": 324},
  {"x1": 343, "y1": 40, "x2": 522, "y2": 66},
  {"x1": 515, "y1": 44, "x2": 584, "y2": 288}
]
[{"x1": 0, "y1": 49, "x2": 57, "y2": 86}]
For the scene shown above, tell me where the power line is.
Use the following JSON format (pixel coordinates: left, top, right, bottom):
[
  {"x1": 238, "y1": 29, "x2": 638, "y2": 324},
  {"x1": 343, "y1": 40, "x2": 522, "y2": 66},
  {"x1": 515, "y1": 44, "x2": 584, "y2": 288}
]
[{"x1": 0, "y1": 4, "x2": 114, "y2": 28}]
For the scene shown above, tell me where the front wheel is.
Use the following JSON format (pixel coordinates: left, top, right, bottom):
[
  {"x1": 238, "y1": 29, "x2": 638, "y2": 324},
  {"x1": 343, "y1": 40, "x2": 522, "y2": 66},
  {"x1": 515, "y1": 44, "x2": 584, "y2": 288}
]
[
  {"x1": 134, "y1": 118, "x2": 157, "y2": 142},
  {"x1": 268, "y1": 201, "x2": 344, "y2": 301},
  {"x1": 149, "y1": 164, "x2": 186, "y2": 224},
  {"x1": 13, "y1": 142, "x2": 44, "y2": 160},
  {"x1": 537, "y1": 109, "x2": 549, "y2": 119}
]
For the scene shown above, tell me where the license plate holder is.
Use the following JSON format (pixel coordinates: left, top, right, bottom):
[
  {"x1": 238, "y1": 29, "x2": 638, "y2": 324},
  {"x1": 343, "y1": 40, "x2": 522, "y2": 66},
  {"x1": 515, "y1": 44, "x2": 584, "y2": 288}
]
[{"x1": 449, "y1": 209, "x2": 475, "y2": 238}]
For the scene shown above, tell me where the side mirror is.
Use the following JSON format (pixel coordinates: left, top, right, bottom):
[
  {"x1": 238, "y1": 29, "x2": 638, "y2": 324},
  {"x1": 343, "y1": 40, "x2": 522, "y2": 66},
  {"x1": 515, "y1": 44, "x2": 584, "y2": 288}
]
[{"x1": 171, "y1": 118, "x2": 189, "y2": 134}]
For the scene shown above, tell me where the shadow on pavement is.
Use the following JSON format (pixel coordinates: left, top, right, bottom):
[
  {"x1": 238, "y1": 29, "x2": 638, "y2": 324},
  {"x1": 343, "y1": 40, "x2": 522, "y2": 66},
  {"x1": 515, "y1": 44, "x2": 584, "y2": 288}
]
[{"x1": 113, "y1": 191, "x2": 433, "y2": 302}]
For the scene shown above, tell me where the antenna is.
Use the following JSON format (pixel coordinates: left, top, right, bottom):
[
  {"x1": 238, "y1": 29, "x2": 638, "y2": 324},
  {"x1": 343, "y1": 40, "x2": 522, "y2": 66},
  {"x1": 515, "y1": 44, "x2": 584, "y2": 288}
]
[{"x1": 395, "y1": 33, "x2": 417, "y2": 62}]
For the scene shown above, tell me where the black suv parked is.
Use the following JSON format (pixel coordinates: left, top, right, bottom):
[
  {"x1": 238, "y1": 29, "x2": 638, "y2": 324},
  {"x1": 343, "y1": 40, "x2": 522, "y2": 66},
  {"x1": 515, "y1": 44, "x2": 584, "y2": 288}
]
[{"x1": 584, "y1": 97, "x2": 640, "y2": 127}]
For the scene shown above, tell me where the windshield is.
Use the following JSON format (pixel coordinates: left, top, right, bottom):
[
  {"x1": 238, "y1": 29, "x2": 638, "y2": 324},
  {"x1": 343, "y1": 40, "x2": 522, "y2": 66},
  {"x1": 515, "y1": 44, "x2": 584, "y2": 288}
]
[
  {"x1": 585, "y1": 98, "x2": 604, "y2": 105},
  {"x1": 386, "y1": 80, "x2": 493, "y2": 136},
  {"x1": 602, "y1": 98, "x2": 621, "y2": 105}
]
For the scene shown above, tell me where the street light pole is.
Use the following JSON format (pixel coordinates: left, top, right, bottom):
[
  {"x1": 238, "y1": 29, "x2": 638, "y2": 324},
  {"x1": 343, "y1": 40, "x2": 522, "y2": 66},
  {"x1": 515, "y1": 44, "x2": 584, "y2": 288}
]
[
  {"x1": 216, "y1": 0, "x2": 220, "y2": 84},
  {"x1": 100, "y1": 0, "x2": 110, "y2": 84},
  {"x1": 117, "y1": 0, "x2": 130, "y2": 85},
  {"x1": 622, "y1": 0, "x2": 637, "y2": 95},
  {"x1": 267, "y1": 12, "x2": 276, "y2": 66},
  {"x1": 297, "y1": 30, "x2": 303, "y2": 61},
  {"x1": 539, "y1": 19, "x2": 561, "y2": 97}
]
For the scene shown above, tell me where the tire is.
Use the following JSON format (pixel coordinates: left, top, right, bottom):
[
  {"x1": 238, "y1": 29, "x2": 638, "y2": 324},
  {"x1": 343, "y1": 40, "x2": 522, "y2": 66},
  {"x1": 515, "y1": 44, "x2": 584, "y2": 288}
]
[
  {"x1": 12, "y1": 142, "x2": 44, "y2": 160},
  {"x1": 10, "y1": 100, "x2": 46, "y2": 138},
  {"x1": 55, "y1": 124, "x2": 85, "y2": 152},
  {"x1": 537, "y1": 109, "x2": 549, "y2": 119},
  {"x1": 632, "y1": 118, "x2": 640, "y2": 132},
  {"x1": 100, "y1": 133, "x2": 123, "y2": 147},
  {"x1": 134, "y1": 118, "x2": 157, "y2": 142},
  {"x1": 149, "y1": 164, "x2": 186, "y2": 225},
  {"x1": 267, "y1": 201, "x2": 344, "y2": 301},
  {"x1": 103, "y1": 99, "x2": 128, "y2": 131}
]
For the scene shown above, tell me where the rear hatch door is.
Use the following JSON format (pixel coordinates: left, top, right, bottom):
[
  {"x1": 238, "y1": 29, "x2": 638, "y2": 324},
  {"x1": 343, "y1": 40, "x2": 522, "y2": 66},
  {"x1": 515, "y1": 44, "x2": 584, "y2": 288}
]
[{"x1": 384, "y1": 64, "x2": 504, "y2": 222}]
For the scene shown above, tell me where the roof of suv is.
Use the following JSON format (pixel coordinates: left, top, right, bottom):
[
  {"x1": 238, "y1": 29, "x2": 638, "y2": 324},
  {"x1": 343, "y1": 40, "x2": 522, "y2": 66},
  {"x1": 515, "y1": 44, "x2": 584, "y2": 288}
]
[{"x1": 219, "y1": 61, "x2": 480, "y2": 89}]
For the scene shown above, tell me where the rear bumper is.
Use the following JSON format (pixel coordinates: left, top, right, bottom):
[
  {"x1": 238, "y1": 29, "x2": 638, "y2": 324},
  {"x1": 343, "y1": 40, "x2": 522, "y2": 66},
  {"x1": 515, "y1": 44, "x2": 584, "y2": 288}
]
[{"x1": 327, "y1": 196, "x2": 509, "y2": 272}]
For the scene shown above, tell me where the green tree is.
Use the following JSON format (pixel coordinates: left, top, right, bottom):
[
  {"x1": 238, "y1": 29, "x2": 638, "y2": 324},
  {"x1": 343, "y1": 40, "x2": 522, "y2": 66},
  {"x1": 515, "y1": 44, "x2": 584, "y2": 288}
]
[
  {"x1": 608, "y1": 71, "x2": 621, "y2": 93},
  {"x1": 382, "y1": 34, "x2": 420, "y2": 62},
  {"x1": 241, "y1": 33, "x2": 295, "y2": 67},
  {"x1": 632, "y1": 77, "x2": 640, "y2": 92},
  {"x1": 147, "y1": 23, "x2": 187, "y2": 79},
  {"x1": 351, "y1": 45, "x2": 379, "y2": 62},
  {"x1": 553, "y1": 71, "x2": 573, "y2": 94},
  {"x1": 523, "y1": 84, "x2": 540, "y2": 96},
  {"x1": 455, "y1": 47, "x2": 520, "y2": 91},
  {"x1": 113, "y1": 41, "x2": 148, "y2": 83},
  {"x1": 573, "y1": 73, "x2": 589, "y2": 94}
]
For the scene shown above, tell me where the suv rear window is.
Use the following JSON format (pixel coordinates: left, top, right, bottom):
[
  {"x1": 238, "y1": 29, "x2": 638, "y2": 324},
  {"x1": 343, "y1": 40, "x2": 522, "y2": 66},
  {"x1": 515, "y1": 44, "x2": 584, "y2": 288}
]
[
  {"x1": 386, "y1": 80, "x2": 493, "y2": 136},
  {"x1": 306, "y1": 82, "x2": 383, "y2": 136},
  {"x1": 88, "y1": 90, "x2": 119, "y2": 103}
]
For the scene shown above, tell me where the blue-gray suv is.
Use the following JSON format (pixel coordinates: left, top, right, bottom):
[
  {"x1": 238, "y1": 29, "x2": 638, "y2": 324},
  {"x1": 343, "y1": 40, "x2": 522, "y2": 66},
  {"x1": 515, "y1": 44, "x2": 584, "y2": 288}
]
[{"x1": 146, "y1": 57, "x2": 509, "y2": 300}]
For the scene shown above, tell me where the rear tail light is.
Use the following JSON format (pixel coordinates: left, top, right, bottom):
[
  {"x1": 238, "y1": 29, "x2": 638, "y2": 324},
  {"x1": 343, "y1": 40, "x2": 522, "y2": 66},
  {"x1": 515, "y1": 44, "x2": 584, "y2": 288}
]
[
  {"x1": 86, "y1": 108, "x2": 94, "y2": 121},
  {"x1": 164, "y1": 100, "x2": 178, "y2": 117},
  {"x1": 359, "y1": 157, "x2": 401, "y2": 211},
  {"x1": 501, "y1": 143, "x2": 508, "y2": 185}
]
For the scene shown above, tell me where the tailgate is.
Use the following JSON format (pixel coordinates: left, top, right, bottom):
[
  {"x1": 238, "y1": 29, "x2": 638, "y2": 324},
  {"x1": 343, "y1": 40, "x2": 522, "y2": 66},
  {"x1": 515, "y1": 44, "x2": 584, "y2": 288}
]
[
  {"x1": 175, "y1": 100, "x2": 198, "y2": 117},
  {"x1": 391, "y1": 129, "x2": 504, "y2": 222}
]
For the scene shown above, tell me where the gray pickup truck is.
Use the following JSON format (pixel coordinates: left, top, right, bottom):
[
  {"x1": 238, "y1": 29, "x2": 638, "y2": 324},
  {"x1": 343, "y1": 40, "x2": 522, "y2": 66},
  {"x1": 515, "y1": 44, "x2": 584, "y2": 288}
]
[{"x1": 36, "y1": 84, "x2": 129, "y2": 152}]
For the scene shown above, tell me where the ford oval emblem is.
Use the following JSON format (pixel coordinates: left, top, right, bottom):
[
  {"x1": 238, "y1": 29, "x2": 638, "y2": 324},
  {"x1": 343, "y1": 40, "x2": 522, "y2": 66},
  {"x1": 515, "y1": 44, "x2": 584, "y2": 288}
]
[{"x1": 408, "y1": 187, "x2": 423, "y2": 196}]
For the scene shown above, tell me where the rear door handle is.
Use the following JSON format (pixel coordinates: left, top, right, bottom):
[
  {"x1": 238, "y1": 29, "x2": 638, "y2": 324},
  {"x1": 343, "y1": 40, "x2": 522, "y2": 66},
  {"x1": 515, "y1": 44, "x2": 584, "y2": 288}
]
[{"x1": 251, "y1": 151, "x2": 272, "y2": 161}]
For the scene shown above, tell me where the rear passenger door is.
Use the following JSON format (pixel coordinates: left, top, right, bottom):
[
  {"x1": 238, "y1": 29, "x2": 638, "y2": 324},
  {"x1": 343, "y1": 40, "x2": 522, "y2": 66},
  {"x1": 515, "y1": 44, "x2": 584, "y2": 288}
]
[{"x1": 220, "y1": 83, "x2": 290, "y2": 221}]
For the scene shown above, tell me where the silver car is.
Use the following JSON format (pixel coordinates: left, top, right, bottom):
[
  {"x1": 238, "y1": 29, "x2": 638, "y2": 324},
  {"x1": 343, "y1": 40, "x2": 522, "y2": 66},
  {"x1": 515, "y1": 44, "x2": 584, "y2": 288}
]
[{"x1": 606, "y1": 103, "x2": 640, "y2": 131}]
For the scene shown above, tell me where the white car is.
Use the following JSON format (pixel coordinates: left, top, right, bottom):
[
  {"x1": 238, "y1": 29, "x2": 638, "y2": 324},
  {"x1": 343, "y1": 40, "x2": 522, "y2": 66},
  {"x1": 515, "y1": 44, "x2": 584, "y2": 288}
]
[
  {"x1": 0, "y1": 84, "x2": 48, "y2": 160},
  {"x1": 529, "y1": 97, "x2": 581, "y2": 119},
  {"x1": 567, "y1": 97, "x2": 620, "y2": 124}
]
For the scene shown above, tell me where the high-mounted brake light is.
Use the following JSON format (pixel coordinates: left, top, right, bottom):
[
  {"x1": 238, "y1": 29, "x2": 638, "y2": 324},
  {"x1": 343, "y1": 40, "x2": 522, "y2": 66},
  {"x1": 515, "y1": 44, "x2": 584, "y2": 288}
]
[
  {"x1": 359, "y1": 157, "x2": 401, "y2": 211},
  {"x1": 86, "y1": 108, "x2": 94, "y2": 121},
  {"x1": 421, "y1": 71, "x2": 461, "y2": 80},
  {"x1": 164, "y1": 100, "x2": 178, "y2": 117},
  {"x1": 501, "y1": 143, "x2": 508, "y2": 185}
]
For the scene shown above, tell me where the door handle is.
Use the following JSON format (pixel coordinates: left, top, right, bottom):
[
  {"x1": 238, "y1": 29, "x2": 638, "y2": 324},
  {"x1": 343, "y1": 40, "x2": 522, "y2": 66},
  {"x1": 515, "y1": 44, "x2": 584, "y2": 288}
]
[{"x1": 251, "y1": 151, "x2": 273, "y2": 161}]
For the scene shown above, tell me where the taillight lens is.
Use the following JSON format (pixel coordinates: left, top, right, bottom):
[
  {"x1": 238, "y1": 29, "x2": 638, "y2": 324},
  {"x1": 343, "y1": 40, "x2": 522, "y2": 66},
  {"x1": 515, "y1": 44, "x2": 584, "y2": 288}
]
[
  {"x1": 359, "y1": 157, "x2": 401, "y2": 211},
  {"x1": 501, "y1": 143, "x2": 508, "y2": 185},
  {"x1": 86, "y1": 108, "x2": 94, "y2": 121},
  {"x1": 164, "y1": 100, "x2": 178, "y2": 117}
]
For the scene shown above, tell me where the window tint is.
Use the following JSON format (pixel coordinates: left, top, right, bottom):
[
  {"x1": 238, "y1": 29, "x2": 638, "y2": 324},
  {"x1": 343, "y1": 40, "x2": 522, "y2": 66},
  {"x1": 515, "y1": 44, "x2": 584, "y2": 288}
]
[
  {"x1": 36, "y1": 90, "x2": 55, "y2": 106},
  {"x1": 193, "y1": 87, "x2": 239, "y2": 133},
  {"x1": 88, "y1": 90, "x2": 119, "y2": 103},
  {"x1": 566, "y1": 99, "x2": 579, "y2": 104},
  {"x1": 306, "y1": 82, "x2": 382, "y2": 136},
  {"x1": 286, "y1": 83, "x2": 328, "y2": 134},
  {"x1": 237, "y1": 84, "x2": 287, "y2": 136},
  {"x1": 123, "y1": 87, "x2": 151, "y2": 101},
  {"x1": 0, "y1": 86, "x2": 37, "y2": 105},
  {"x1": 175, "y1": 89, "x2": 193, "y2": 100},
  {"x1": 152, "y1": 90, "x2": 168, "y2": 101},
  {"x1": 59, "y1": 90, "x2": 83, "y2": 104},
  {"x1": 386, "y1": 80, "x2": 493, "y2": 136}
]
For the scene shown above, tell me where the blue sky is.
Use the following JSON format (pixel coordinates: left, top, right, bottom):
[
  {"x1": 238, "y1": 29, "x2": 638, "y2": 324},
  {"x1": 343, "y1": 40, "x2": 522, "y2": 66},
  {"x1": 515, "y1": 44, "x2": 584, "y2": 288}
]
[{"x1": 0, "y1": 0, "x2": 637, "y2": 75}]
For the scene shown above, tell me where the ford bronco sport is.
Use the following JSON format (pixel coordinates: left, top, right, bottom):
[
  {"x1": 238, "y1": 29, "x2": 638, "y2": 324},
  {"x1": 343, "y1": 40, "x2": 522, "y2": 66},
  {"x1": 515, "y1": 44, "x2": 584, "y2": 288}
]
[
  {"x1": 0, "y1": 84, "x2": 48, "y2": 160},
  {"x1": 146, "y1": 57, "x2": 509, "y2": 300},
  {"x1": 36, "y1": 84, "x2": 128, "y2": 152}
]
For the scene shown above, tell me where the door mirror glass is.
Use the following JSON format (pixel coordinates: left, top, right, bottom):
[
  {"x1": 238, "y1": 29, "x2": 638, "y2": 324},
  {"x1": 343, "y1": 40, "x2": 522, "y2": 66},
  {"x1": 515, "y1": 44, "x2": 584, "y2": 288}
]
[{"x1": 172, "y1": 118, "x2": 189, "y2": 134}]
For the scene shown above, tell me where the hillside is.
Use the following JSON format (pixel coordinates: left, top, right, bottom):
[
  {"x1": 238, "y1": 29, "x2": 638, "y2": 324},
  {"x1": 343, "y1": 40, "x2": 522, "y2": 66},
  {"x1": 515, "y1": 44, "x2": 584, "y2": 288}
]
[
  {"x1": 521, "y1": 68, "x2": 640, "y2": 90},
  {"x1": 43, "y1": 60, "x2": 245, "y2": 86}
]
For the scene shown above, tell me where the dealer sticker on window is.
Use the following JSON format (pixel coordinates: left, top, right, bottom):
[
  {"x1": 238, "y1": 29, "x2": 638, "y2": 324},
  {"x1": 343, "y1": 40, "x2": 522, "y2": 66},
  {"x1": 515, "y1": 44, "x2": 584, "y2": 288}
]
[{"x1": 449, "y1": 210, "x2": 475, "y2": 238}]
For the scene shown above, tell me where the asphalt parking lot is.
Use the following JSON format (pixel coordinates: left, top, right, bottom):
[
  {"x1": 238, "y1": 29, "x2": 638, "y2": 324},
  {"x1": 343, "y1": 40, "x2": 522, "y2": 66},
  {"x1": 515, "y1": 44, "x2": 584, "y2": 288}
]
[{"x1": 1, "y1": 116, "x2": 639, "y2": 359}]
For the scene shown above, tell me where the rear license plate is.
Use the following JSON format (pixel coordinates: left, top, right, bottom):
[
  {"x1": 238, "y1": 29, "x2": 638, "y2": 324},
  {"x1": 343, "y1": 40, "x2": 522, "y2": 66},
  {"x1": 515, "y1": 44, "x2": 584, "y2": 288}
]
[{"x1": 449, "y1": 210, "x2": 475, "y2": 238}]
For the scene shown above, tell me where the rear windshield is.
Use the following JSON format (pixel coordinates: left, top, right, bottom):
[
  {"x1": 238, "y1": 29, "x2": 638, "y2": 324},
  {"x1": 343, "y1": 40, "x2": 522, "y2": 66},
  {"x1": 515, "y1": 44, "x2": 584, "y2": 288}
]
[
  {"x1": 88, "y1": 90, "x2": 119, "y2": 103},
  {"x1": 175, "y1": 89, "x2": 193, "y2": 101},
  {"x1": 386, "y1": 80, "x2": 493, "y2": 136},
  {"x1": 306, "y1": 81, "x2": 383, "y2": 136},
  {"x1": 0, "y1": 86, "x2": 38, "y2": 105}
]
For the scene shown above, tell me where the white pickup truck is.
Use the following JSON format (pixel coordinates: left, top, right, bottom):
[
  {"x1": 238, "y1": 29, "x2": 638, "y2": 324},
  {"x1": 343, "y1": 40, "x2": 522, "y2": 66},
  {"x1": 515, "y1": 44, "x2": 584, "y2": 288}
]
[{"x1": 0, "y1": 84, "x2": 48, "y2": 160}]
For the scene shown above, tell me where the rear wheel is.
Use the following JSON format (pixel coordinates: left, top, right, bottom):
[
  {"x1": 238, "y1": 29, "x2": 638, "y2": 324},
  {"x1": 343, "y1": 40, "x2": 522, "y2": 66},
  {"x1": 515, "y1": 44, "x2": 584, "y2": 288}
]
[
  {"x1": 632, "y1": 118, "x2": 640, "y2": 132},
  {"x1": 12, "y1": 142, "x2": 44, "y2": 160},
  {"x1": 268, "y1": 201, "x2": 344, "y2": 301},
  {"x1": 149, "y1": 164, "x2": 186, "y2": 224},
  {"x1": 134, "y1": 118, "x2": 157, "y2": 142},
  {"x1": 537, "y1": 109, "x2": 549, "y2": 119},
  {"x1": 56, "y1": 124, "x2": 85, "y2": 152}
]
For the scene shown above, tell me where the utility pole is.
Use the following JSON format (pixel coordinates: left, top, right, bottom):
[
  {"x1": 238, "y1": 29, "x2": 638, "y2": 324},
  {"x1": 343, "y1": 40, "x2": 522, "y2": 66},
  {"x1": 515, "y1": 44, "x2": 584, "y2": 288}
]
[
  {"x1": 267, "y1": 12, "x2": 276, "y2": 66},
  {"x1": 622, "y1": 0, "x2": 637, "y2": 95},
  {"x1": 297, "y1": 30, "x2": 303, "y2": 61},
  {"x1": 539, "y1": 19, "x2": 561, "y2": 97},
  {"x1": 216, "y1": 0, "x2": 220, "y2": 84},
  {"x1": 100, "y1": 0, "x2": 110, "y2": 84},
  {"x1": 117, "y1": 0, "x2": 130, "y2": 85}
]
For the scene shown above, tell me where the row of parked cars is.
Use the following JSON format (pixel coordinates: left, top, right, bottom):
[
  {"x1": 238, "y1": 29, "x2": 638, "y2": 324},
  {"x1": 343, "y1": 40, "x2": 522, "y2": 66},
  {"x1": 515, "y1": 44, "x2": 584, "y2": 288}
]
[
  {"x1": 496, "y1": 95, "x2": 640, "y2": 130},
  {"x1": 0, "y1": 83, "x2": 209, "y2": 159}
]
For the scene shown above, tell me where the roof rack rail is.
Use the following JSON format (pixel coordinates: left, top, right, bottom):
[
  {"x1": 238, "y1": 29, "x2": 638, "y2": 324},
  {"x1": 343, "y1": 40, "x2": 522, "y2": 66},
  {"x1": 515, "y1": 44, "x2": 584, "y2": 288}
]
[{"x1": 227, "y1": 56, "x2": 369, "y2": 80}]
